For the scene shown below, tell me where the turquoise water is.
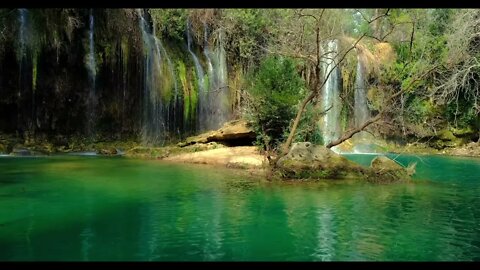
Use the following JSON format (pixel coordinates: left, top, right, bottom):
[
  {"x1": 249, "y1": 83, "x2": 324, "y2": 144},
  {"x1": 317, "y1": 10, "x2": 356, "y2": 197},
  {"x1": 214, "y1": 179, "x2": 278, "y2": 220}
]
[{"x1": 0, "y1": 155, "x2": 479, "y2": 261}]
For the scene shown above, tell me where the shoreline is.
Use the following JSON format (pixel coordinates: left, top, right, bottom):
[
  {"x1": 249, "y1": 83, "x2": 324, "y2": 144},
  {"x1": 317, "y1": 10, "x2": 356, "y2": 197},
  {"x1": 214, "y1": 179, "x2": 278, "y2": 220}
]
[{"x1": 1, "y1": 142, "x2": 479, "y2": 160}]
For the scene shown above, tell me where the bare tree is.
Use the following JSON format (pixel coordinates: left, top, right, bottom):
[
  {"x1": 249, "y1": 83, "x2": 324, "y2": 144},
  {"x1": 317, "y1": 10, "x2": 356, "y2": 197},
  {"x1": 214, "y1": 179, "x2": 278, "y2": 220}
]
[
  {"x1": 326, "y1": 64, "x2": 439, "y2": 148},
  {"x1": 431, "y1": 9, "x2": 480, "y2": 127},
  {"x1": 270, "y1": 9, "x2": 391, "y2": 162}
]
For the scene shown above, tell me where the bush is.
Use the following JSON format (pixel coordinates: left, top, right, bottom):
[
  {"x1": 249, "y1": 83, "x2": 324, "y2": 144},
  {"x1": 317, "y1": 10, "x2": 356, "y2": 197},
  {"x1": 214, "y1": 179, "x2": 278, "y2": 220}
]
[
  {"x1": 445, "y1": 97, "x2": 478, "y2": 129},
  {"x1": 405, "y1": 96, "x2": 434, "y2": 124},
  {"x1": 246, "y1": 56, "x2": 304, "y2": 151}
]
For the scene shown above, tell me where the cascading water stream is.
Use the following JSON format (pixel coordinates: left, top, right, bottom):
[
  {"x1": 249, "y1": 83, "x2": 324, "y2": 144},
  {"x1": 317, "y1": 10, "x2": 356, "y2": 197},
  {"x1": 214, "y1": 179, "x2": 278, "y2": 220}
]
[
  {"x1": 18, "y1": 9, "x2": 27, "y2": 104},
  {"x1": 320, "y1": 40, "x2": 342, "y2": 148},
  {"x1": 216, "y1": 30, "x2": 228, "y2": 91},
  {"x1": 86, "y1": 9, "x2": 97, "y2": 136},
  {"x1": 186, "y1": 20, "x2": 205, "y2": 94},
  {"x1": 18, "y1": 9, "x2": 27, "y2": 60},
  {"x1": 203, "y1": 22, "x2": 215, "y2": 85},
  {"x1": 157, "y1": 39, "x2": 178, "y2": 101},
  {"x1": 354, "y1": 56, "x2": 369, "y2": 129},
  {"x1": 88, "y1": 10, "x2": 96, "y2": 93},
  {"x1": 155, "y1": 38, "x2": 180, "y2": 136},
  {"x1": 199, "y1": 23, "x2": 230, "y2": 132},
  {"x1": 201, "y1": 22, "x2": 214, "y2": 131},
  {"x1": 17, "y1": 8, "x2": 34, "y2": 134},
  {"x1": 211, "y1": 28, "x2": 229, "y2": 129},
  {"x1": 186, "y1": 19, "x2": 207, "y2": 132},
  {"x1": 138, "y1": 9, "x2": 166, "y2": 146},
  {"x1": 352, "y1": 53, "x2": 373, "y2": 153}
]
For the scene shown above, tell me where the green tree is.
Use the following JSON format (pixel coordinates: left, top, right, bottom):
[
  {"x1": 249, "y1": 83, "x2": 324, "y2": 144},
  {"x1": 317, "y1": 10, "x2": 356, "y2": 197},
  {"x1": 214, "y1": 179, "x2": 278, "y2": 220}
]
[{"x1": 247, "y1": 56, "x2": 304, "y2": 153}]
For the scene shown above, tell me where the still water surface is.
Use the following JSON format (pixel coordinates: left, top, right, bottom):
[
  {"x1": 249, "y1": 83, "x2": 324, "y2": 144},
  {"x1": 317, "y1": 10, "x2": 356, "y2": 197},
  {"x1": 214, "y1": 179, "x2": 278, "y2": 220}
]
[{"x1": 0, "y1": 154, "x2": 479, "y2": 261}]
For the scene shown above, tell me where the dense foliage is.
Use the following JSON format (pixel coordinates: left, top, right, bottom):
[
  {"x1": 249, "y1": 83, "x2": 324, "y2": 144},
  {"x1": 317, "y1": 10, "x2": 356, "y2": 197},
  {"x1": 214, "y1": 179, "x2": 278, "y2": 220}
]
[
  {"x1": 246, "y1": 56, "x2": 304, "y2": 151},
  {"x1": 0, "y1": 8, "x2": 478, "y2": 148}
]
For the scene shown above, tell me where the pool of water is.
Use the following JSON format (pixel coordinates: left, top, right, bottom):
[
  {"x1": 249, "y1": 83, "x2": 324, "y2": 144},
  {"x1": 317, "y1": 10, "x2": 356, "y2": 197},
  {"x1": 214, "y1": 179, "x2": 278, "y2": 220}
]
[{"x1": 0, "y1": 154, "x2": 479, "y2": 261}]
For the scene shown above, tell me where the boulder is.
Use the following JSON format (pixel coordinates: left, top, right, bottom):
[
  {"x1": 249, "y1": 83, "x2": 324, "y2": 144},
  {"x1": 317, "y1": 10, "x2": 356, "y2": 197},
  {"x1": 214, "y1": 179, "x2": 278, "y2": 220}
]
[
  {"x1": 97, "y1": 147, "x2": 118, "y2": 156},
  {"x1": 0, "y1": 135, "x2": 16, "y2": 154},
  {"x1": 370, "y1": 156, "x2": 403, "y2": 171},
  {"x1": 178, "y1": 120, "x2": 255, "y2": 147},
  {"x1": 276, "y1": 142, "x2": 413, "y2": 182},
  {"x1": 276, "y1": 142, "x2": 368, "y2": 180},
  {"x1": 367, "y1": 156, "x2": 414, "y2": 183},
  {"x1": 447, "y1": 142, "x2": 480, "y2": 157},
  {"x1": 428, "y1": 129, "x2": 467, "y2": 149}
]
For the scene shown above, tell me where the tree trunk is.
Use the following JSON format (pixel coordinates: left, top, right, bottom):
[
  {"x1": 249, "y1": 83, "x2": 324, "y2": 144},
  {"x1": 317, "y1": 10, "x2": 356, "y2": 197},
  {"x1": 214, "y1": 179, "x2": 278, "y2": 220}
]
[
  {"x1": 373, "y1": 9, "x2": 380, "y2": 38},
  {"x1": 281, "y1": 90, "x2": 318, "y2": 155}
]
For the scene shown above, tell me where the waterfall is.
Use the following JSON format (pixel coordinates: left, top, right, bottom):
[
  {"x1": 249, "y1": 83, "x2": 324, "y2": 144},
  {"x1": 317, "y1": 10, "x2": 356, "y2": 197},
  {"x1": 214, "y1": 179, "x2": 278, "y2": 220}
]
[
  {"x1": 156, "y1": 39, "x2": 178, "y2": 101},
  {"x1": 216, "y1": 30, "x2": 228, "y2": 90},
  {"x1": 203, "y1": 22, "x2": 214, "y2": 85},
  {"x1": 157, "y1": 39, "x2": 181, "y2": 136},
  {"x1": 138, "y1": 9, "x2": 166, "y2": 145},
  {"x1": 87, "y1": 10, "x2": 96, "y2": 92},
  {"x1": 86, "y1": 9, "x2": 97, "y2": 136},
  {"x1": 320, "y1": 40, "x2": 342, "y2": 147},
  {"x1": 196, "y1": 22, "x2": 230, "y2": 132},
  {"x1": 201, "y1": 22, "x2": 215, "y2": 131},
  {"x1": 186, "y1": 19, "x2": 208, "y2": 132},
  {"x1": 18, "y1": 8, "x2": 27, "y2": 101},
  {"x1": 354, "y1": 56, "x2": 369, "y2": 129},
  {"x1": 351, "y1": 53, "x2": 374, "y2": 152},
  {"x1": 211, "y1": 28, "x2": 229, "y2": 129},
  {"x1": 18, "y1": 9, "x2": 27, "y2": 60},
  {"x1": 17, "y1": 8, "x2": 34, "y2": 134}
]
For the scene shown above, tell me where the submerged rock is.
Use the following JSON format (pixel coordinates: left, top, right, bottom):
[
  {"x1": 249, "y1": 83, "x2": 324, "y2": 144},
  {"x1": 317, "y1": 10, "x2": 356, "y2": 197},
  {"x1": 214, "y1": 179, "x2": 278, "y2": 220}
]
[{"x1": 178, "y1": 120, "x2": 256, "y2": 147}]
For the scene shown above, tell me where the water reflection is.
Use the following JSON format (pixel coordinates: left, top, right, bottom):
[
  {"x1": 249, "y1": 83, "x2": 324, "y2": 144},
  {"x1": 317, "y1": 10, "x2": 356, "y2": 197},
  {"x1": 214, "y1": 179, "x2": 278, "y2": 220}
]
[
  {"x1": 0, "y1": 156, "x2": 479, "y2": 261},
  {"x1": 313, "y1": 207, "x2": 335, "y2": 261},
  {"x1": 80, "y1": 184, "x2": 94, "y2": 261}
]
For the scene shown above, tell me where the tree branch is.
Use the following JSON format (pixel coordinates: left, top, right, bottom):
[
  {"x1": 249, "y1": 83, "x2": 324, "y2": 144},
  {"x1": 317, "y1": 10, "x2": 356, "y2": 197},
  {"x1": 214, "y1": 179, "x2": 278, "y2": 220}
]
[
  {"x1": 326, "y1": 64, "x2": 440, "y2": 148},
  {"x1": 280, "y1": 33, "x2": 367, "y2": 155}
]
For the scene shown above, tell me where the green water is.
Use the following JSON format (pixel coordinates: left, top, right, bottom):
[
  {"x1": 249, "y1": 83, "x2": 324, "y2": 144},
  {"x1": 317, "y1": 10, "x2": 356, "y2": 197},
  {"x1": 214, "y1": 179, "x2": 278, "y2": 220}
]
[{"x1": 0, "y1": 154, "x2": 479, "y2": 261}]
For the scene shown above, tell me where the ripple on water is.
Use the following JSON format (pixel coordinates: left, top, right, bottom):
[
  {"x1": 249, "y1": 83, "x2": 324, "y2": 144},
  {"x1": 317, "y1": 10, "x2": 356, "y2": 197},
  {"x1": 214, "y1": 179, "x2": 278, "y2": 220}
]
[{"x1": 0, "y1": 155, "x2": 479, "y2": 261}]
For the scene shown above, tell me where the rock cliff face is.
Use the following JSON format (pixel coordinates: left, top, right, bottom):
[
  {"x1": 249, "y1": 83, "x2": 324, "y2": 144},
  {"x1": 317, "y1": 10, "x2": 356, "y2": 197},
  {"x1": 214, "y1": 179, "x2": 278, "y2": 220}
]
[{"x1": 178, "y1": 120, "x2": 256, "y2": 147}]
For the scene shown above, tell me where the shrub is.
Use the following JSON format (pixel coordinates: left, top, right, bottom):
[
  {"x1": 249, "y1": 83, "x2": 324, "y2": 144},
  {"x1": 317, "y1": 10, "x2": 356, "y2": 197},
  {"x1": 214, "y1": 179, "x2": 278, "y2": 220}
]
[{"x1": 246, "y1": 56, "x2": 304, "y2": 151}]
